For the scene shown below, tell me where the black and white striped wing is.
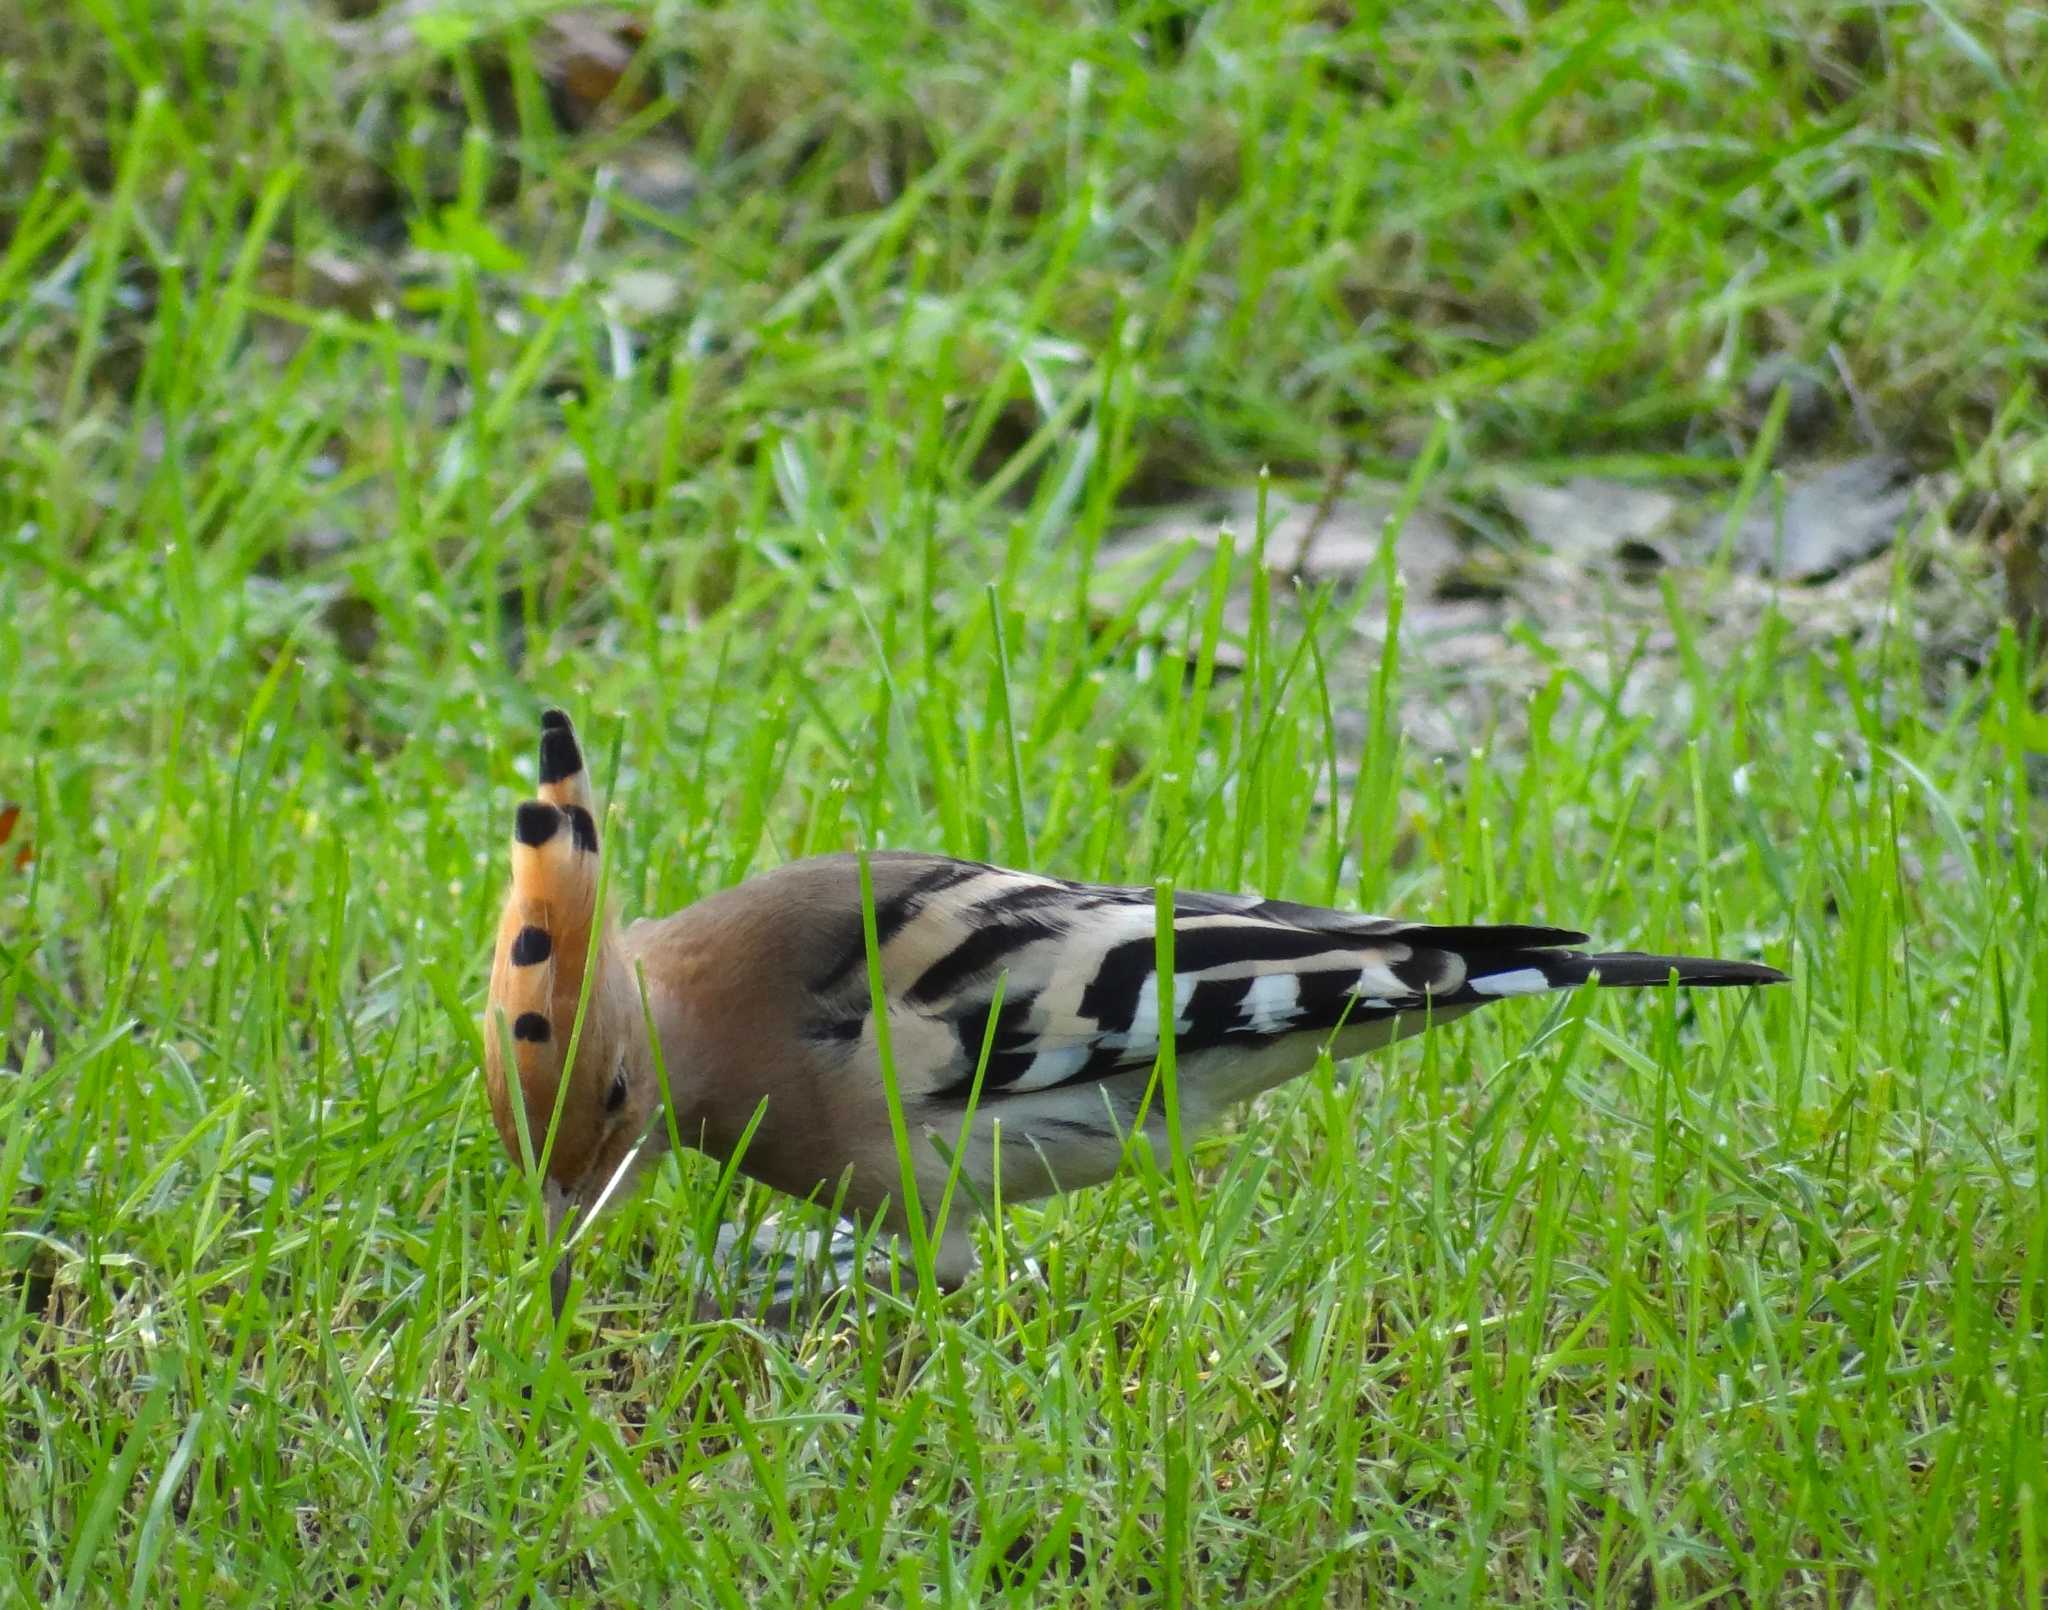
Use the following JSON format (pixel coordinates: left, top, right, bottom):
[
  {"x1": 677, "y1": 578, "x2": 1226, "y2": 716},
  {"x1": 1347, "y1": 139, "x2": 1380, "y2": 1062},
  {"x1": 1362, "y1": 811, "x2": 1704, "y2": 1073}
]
[{"x1": 811, "y1": 858, "x2": 1593, "y2": 1105}]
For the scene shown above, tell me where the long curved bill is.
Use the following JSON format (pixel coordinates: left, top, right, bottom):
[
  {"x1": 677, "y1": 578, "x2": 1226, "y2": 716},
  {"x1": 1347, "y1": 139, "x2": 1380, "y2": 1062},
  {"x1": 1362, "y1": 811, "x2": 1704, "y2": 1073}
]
[
  {"x1": 542, "y1": 1109, "x2": 667, "y2": 1323},
  {"x1": 545, "y1": 1181, "x2": 576, "y2": 1322}
]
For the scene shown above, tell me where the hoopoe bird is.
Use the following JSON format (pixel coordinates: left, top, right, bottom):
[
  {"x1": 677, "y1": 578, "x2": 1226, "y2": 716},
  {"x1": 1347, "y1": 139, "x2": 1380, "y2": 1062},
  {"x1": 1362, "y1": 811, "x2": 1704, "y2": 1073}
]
[{"x1": 484, "y1": 710, "x2": 1787, "y2": 1317}]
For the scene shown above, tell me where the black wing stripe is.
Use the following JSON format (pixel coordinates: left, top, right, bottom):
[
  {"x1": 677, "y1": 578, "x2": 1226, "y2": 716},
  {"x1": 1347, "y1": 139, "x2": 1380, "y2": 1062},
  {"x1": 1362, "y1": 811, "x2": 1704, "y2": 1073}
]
[
  {"x1": 809, "y1": 860, "x2": 996, "y2": 994},
  {"x1": 908, "y1": 916, "x2": 1060, "y2": 1004},
  {"x1": 974, "y1": 880, "x2": 1084, "y2": 919},
  {"x1": 1172, "y1": 922, "x2": 1373, "y2": 972},
  {"x1": 1395, "y1": 922, "x2": 1590, "y2": 949},
  {"x1": 947, "y1": 992, "x2": 1042, "y2": 1091},
  {"x1": 1387, "y1": 949, "x2": 1459, "y2": 995},
  {"x1": 879, "y1": 861, "x2": 989, "y2": 946},
  {"x1": 1073, "y1": 926, "x2": 1366, "y2": 1030},
  {"x1": 926, "y1": 965, "x2": 1421, "y2": 1103},
  {"x1": 1181, "y1": 976, "x2": 1257, "y2": 1044},
  {"x1": 1072, "y1": 935, "x2": 1159, "y2": 1031}
]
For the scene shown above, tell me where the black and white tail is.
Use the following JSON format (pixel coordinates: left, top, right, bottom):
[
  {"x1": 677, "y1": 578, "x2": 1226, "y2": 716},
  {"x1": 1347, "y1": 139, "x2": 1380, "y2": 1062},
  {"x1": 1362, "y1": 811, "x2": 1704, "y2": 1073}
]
[
  {"x1": 1428, "y1": 938, "x2": 1787, "y2": 1002},
  {"x1": 798, "y1": 860, "x2": 1790, "y2": 1105}
]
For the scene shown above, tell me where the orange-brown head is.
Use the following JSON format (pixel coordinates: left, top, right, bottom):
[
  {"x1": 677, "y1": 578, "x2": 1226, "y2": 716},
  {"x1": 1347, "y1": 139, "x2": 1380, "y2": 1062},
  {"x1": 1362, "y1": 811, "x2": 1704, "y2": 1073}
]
[{"x1": 481, "y1": 710, "x2": 667, "y2": 1316}]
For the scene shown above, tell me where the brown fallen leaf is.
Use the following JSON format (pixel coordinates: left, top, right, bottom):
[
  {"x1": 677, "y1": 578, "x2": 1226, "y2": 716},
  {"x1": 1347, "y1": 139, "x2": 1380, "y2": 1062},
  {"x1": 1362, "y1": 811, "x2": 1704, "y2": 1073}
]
[
  {"x1": 0, "y1": 802, "x2": 32, "y2": 870},
  {"x1": 538, "y1": 10, "x2": 647, "y2": 124}
]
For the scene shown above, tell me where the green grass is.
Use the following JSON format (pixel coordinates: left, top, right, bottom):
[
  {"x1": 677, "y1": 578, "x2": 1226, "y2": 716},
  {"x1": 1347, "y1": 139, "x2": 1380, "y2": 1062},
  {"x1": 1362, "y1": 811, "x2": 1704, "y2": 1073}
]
[{"x1": 4, "y1": 1, "x2": 2047, "y2": 1603}]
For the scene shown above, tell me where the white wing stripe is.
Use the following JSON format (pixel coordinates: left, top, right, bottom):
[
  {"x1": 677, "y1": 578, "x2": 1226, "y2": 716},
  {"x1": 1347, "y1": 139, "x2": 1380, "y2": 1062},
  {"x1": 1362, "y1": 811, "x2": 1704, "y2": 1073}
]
[
  {"x1": 1355, "y1": 960, "x2": 1416, "y2": 999},
  {"x1": 1239, "y1": 973, "x2": 1301, "y2": 1033},
  {"x1": 1108, "y1": 971, "x2": 1197, "y2": 1048},
  {"x1": 1001, "y1": 1044, "x2": 1093, "y2": 1094},
  {"x1": 1469, "y1": 967, "x2": 1551, "y2": 997}
]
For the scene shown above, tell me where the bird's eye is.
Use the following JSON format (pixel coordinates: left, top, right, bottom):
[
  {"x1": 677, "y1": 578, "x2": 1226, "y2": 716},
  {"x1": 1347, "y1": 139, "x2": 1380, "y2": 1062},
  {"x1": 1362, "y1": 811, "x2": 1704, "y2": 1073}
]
[{"x1": 605, "y1": 1068, "x2": 628, "y2": 1113}]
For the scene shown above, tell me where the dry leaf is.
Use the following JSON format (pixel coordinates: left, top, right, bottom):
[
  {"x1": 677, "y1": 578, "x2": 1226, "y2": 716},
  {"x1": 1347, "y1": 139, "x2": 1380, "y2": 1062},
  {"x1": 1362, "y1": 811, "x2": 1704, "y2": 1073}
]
[
  {"x1": 0, "y1": 803, "x2": 32, "y2": 870},
  {"x1": 538, "y1": 11, "x2": 646, "y2": 123}
]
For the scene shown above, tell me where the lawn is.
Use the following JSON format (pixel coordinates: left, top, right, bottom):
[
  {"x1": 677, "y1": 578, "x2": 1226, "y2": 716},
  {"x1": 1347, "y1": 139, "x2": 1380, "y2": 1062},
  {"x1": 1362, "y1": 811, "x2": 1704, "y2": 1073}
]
[{"x1": 3, "y1": 1, "x2": 2046, "y2": 1603}]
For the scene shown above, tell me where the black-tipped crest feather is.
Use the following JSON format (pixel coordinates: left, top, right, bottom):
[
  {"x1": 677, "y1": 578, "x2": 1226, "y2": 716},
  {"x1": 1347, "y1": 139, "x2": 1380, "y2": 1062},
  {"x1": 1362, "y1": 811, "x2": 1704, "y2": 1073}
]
[
  {"x1": 514, "y1": 801, "x2": 561, "y2": 846},
  {"x1": 539, "y1": 724, "x2": 583, "y2": 785}
]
